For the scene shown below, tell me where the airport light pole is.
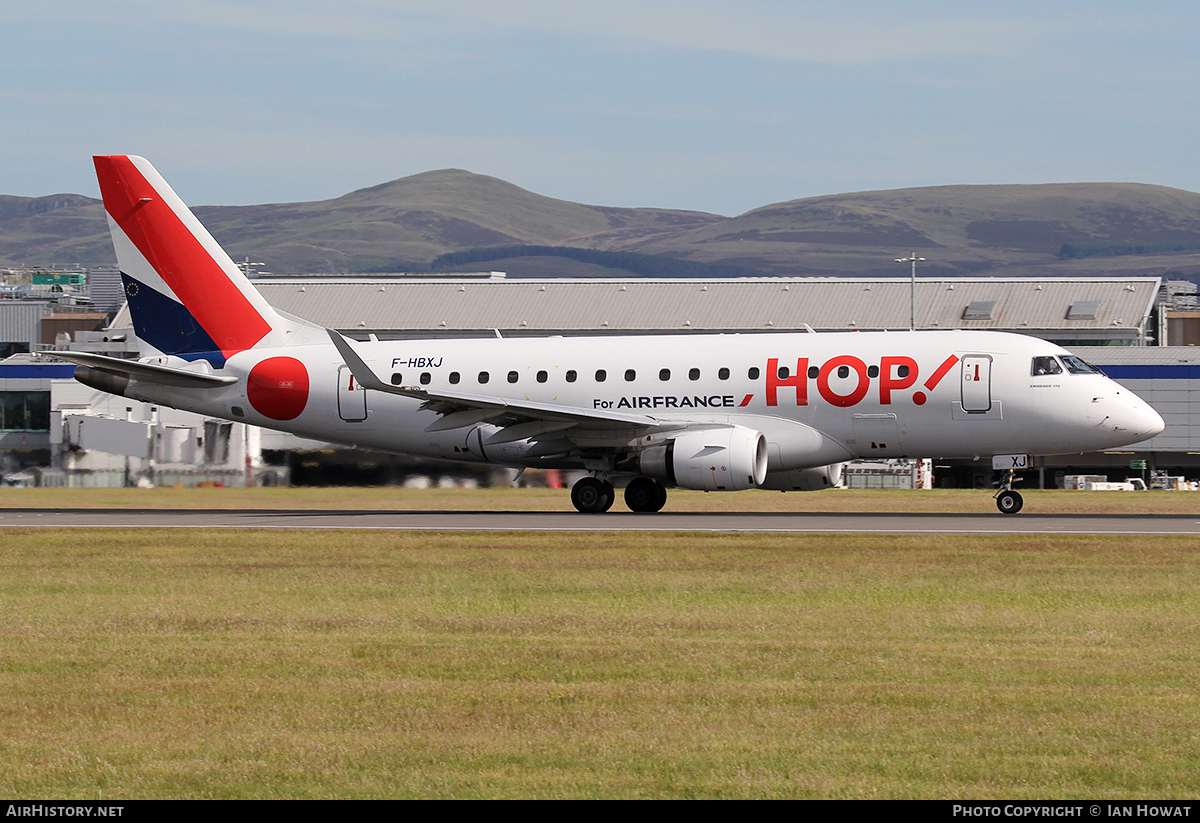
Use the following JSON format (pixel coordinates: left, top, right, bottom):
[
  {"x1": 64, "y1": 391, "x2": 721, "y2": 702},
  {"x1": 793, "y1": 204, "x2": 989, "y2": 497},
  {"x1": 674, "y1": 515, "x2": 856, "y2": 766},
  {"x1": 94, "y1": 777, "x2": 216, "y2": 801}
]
[
  {"x1": 237, "y1": 257, "x2": 265, "y2": 278},
  {"x1": 895, "y1": 252, "x2": 925, "y2": 330}
]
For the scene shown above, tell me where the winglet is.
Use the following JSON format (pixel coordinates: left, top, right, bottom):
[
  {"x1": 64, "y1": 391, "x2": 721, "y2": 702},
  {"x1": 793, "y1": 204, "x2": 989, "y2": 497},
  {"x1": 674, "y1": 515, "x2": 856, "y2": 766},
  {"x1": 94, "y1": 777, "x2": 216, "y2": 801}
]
[{"x1": 327, "y1": 329, "x2": 394, "y2": 393}]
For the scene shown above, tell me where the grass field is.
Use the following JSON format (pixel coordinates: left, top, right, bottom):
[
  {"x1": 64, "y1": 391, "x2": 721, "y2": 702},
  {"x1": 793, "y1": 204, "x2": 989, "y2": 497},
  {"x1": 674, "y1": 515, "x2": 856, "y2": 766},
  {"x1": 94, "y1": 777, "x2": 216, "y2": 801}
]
[
  {"x1": 2, "y1": 527, "x2": 1199, "y2": 799},
  {"x1": 2, "y1": 485, "x2": 1199, "y2": 514}
]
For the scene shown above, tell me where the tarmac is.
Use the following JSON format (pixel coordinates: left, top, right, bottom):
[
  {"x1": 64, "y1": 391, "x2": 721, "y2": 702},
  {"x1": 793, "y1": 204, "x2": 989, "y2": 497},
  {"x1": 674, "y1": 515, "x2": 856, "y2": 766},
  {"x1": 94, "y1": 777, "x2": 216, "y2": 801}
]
[{"x1": 1, "y1": 508, "x2": 1197, "y2": 535}]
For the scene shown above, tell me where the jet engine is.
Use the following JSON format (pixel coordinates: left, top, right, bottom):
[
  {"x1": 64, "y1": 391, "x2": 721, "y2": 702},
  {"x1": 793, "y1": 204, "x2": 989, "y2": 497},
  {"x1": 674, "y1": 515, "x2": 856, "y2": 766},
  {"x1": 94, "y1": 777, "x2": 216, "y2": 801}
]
[
  {"x1": 74, "y1": 365, "x2": 130, "y2": 398},
  {"x1": 760, "y1": 462, "x2": 845, "y2": 491},
  {"x1": 637, "y1": 426, "x2": 768, "y2": 491}
]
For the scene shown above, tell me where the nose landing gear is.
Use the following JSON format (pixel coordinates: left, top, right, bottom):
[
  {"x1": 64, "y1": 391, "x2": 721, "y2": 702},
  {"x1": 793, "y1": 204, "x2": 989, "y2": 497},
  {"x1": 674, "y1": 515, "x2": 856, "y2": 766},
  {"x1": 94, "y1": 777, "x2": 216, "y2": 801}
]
[
  {"x1": 994, "y1": 467, "x2": 1024, "y2": 514},
  {"x1": 995, "y1": 488, "x2": 1023, "y2": 514}
]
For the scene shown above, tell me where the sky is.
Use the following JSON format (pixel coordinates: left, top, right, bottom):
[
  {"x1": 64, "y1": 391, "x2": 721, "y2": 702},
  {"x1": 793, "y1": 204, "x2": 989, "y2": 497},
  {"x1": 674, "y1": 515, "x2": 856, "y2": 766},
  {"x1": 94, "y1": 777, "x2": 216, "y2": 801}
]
[{"x1": 4, "y1": 0, "x2": 1200, "y2": 216}]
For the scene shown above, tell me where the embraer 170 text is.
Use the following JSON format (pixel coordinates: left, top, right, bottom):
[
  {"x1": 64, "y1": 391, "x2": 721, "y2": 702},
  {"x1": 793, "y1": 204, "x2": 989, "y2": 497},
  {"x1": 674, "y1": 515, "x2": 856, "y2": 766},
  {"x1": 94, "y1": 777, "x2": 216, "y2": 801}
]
[{"x1": 51, "y1": 157, "x2": 1165, "y2": 514}]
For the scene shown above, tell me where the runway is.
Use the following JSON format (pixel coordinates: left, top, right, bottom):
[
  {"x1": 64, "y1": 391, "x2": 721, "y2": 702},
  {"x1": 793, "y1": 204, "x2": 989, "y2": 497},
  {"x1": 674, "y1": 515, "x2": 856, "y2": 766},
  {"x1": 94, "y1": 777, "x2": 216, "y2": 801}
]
[{"x1": 1, "y1": 508, "x2": 1197, "y2": 535}]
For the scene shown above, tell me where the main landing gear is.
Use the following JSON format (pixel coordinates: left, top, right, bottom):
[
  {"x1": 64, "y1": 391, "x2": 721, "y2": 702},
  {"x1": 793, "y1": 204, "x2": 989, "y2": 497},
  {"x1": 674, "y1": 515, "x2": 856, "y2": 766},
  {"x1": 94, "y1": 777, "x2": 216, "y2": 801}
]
[
  {"x1": 994, "y1": 468, "x2": 1024, "y2": 514},
  {"x1": 570, "y1": 476, "x2": 667, "y2": 513},
  {"x1": 623, "y1": 477, "x2": 668, "y2": 513},
  {"x1": 570, "y1": 476, "x2": 614, "y2": 513}
]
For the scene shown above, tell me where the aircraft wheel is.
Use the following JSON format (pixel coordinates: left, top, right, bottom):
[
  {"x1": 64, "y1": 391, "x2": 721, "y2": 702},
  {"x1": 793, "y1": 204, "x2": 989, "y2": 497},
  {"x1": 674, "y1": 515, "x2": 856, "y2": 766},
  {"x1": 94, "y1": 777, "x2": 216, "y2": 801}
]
[
  {"x1": 625, "y1": 477, "x2": 667, "y2": 513},
  {"x1": 572, "y1": 477, "x2": 611, "y2": 513},
  {"x1": 996, "y1": 489, "x2": 1023, "y2": 515},
  {"x1": 600, "y1": 479, "x2": 616, "y2": 512}
]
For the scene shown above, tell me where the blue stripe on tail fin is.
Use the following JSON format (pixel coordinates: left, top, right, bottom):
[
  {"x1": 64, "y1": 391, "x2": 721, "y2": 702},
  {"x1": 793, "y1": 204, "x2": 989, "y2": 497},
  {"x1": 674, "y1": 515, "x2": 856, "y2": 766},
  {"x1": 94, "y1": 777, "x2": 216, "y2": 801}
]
[{"x1": 122, "y1": 273, "x2": 226, "y2": 367}]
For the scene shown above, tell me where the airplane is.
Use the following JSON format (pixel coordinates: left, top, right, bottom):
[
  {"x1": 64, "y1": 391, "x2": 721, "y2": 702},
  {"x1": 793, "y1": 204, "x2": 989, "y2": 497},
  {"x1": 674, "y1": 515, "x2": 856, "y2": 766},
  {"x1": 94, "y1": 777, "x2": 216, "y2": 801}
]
[{"x1": 49, "y1": 156, "x2": 1166, "y2": 514}]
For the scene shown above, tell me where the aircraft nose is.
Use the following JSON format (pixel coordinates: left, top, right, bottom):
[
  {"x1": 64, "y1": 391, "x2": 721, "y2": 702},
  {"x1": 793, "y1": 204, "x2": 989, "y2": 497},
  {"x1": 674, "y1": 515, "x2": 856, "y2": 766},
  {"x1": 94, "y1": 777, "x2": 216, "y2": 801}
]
[
  {"x1": 1135, "y1": 403, "x2": 1165, "y2": 439},
  {"x1": 1114, "y1": 392, "x2": 1164, "y2": 440}
]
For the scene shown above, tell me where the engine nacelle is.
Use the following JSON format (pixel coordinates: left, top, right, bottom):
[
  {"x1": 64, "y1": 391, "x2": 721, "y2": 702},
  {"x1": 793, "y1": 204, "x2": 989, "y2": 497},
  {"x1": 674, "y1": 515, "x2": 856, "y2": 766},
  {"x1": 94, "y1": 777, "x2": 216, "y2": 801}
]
[
  {"x1": 759, "y1": 463, "x2": 845, "y2": 491},
  {"x1": 638, "y1": 426, "x2": 768, "y2": 491},
  {"x1": 74, "y1": 365, "x2": 130, "y2": 398}
]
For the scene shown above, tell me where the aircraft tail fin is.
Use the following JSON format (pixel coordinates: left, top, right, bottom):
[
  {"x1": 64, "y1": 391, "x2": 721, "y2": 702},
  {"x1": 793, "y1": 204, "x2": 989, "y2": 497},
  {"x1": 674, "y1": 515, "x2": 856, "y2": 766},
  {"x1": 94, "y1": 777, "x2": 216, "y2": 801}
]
[{"x1": 94, "y1": 155, "x2": 289, "y2": 367}]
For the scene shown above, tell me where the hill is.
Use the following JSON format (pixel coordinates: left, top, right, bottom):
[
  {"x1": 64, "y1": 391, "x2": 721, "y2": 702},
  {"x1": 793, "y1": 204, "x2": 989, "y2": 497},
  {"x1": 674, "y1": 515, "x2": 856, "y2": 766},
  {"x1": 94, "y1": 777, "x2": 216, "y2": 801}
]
[
  {"x1": 562, "y1": 182, "x2": 1200, "y2": 279},
  {"x1": 0, "y1": 193, "x2": 116, "y2": 268},
  {"x1": 5, "y1": 171, "x2": 1200, "y2": 281}
]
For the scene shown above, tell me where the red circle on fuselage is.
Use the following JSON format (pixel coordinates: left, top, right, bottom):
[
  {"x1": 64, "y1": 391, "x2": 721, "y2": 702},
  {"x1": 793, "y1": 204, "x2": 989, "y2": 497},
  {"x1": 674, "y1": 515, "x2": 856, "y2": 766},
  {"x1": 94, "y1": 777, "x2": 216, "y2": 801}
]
[{"x1": 247, "y1": 357, "x2": 310, "y2": 421}]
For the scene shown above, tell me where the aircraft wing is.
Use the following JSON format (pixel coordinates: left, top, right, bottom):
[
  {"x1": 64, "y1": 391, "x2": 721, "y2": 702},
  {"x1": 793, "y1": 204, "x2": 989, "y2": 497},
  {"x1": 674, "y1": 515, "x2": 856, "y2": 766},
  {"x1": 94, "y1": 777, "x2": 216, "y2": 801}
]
[
  {"x1": 398, "y1": 385, "x2": 667, "y2": 434},
  {"x1": 327, "y1": 330, "x2": 678, "y2": 441},
  {"x1": 40, "y1": 351, "x2": 238, "y2": 389}
]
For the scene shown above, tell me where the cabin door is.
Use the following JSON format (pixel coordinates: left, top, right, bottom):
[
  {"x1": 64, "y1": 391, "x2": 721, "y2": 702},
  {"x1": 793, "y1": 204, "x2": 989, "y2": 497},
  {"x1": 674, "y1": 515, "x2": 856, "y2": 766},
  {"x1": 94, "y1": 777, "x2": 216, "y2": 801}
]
[
  {"x1": 337, "y1": 365, "x2": 368, "y2": 422},
  {"x1": 960, "y1": 355, "x2": 992, "y2": 413}
]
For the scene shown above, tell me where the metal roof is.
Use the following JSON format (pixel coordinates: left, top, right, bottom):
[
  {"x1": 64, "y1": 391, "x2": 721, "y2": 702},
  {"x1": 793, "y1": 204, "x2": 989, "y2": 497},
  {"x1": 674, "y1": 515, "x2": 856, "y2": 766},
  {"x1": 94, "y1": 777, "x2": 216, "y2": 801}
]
[
  {"x1": 257, "y1": 277, "x2": 1160, "y2": 336},
  {"x1": 0, "y1": 301, "x2": 55, "y2": 349},
  {"x1": 109, "y1": 276, "x2": 1162, "y2": 338}
]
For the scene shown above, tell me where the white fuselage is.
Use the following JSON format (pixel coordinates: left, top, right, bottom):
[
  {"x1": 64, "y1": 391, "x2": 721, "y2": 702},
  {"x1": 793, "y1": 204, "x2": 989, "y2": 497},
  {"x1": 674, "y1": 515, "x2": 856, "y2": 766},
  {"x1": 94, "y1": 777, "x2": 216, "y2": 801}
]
[{"x1": 120, "y1": 329, "x2": 1164, "y2": 474}]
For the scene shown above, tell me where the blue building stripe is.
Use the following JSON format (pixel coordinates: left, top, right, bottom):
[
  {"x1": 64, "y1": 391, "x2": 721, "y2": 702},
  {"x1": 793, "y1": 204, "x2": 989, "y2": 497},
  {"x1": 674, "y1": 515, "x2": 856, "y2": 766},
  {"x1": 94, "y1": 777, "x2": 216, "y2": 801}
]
[
  {"x1": 0, "y1": 364, "x2": 78, "y2": 379},
  {"x1": 1099, "y1": 365, "x2": 1200, "y2": 380}
]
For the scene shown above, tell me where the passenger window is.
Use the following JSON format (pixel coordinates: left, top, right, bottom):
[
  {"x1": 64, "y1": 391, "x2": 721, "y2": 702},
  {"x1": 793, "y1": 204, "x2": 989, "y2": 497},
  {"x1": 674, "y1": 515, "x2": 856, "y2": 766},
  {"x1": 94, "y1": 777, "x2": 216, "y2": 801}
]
[
  {"x1": 718, "y1": 368, "x2": 729, "y2": 380},
  {"x1": 659, "y1": 368, "x2": 671, "y2": 381},
  {"x1": 595, "y1": 369, "x2": 607, "y2": 382},
  {"x1": 689, "y1": 368, "x2": 700, "y2": 381},
  {"x1": 390, "y1": 373, "x2": 403, "y2": 385},
  {"x1": 507, "y1": 371, "x2": 519, "y2": 383},
  {"x1": 897, "y1": 364, "x2": 910, "y2": 378},
  {"x1": 1031, "y1": 356, "x2": 1063, "y2": 376},
  {"x1": 625, "y1": 369, "x2": 636, "y2": 382},
  {"x1": 566, "y1": 370, "x2": 577, "y2": 383},
  {"x1": 748, "y1": 367, "x2": 760, "y2": 380},
  {"x1": 867, "y1": 365, "x2": 879, "y2": 378},
  {"x1": 778, "y1": 366, "x2": 790, "y2": 379},
  {"x1": 808, "y1": 366, "x2": 819, "y2": 379},
  {"x1": 837, "y1": 365, "x2": 849, "y2": 379},
  {"x1": 420, "y1": 372, "x2": 431, "y2": 385},
  {"x1": 478, "y1": 371, "x2": 489, "y2": 384},
  {"x1": 449, "y1": 372, "x2": 460, "y2": 384},
  {"x1": 537, "y1": 370, "x2": 548, "y2": 383}
]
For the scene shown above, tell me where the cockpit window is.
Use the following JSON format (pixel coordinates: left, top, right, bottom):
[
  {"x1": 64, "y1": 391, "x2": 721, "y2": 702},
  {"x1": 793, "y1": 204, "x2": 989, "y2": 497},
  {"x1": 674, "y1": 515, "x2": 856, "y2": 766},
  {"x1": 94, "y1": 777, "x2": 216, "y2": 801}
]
[
  {"x1": 1031, "y1": 356, "x2": 1063, "y2": 376},
  {"x1": 1060, "y1": 355, "x2": 1101, "y2": 375}
]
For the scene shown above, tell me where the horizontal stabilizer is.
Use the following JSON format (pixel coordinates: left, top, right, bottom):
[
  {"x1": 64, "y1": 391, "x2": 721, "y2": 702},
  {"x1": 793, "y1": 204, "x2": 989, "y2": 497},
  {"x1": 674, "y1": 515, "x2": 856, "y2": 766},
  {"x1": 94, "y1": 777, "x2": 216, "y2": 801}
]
[{"x1": 44, "y1": 351, "x2": 238, "y2": 389}]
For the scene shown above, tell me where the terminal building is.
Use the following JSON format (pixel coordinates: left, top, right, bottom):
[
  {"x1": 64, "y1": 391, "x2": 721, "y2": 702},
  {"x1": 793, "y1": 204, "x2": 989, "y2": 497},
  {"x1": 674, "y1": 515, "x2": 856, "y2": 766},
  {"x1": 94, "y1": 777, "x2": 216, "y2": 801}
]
[{"x1": 1, "y1": 271, "x2": 1198, "y2": 489}]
